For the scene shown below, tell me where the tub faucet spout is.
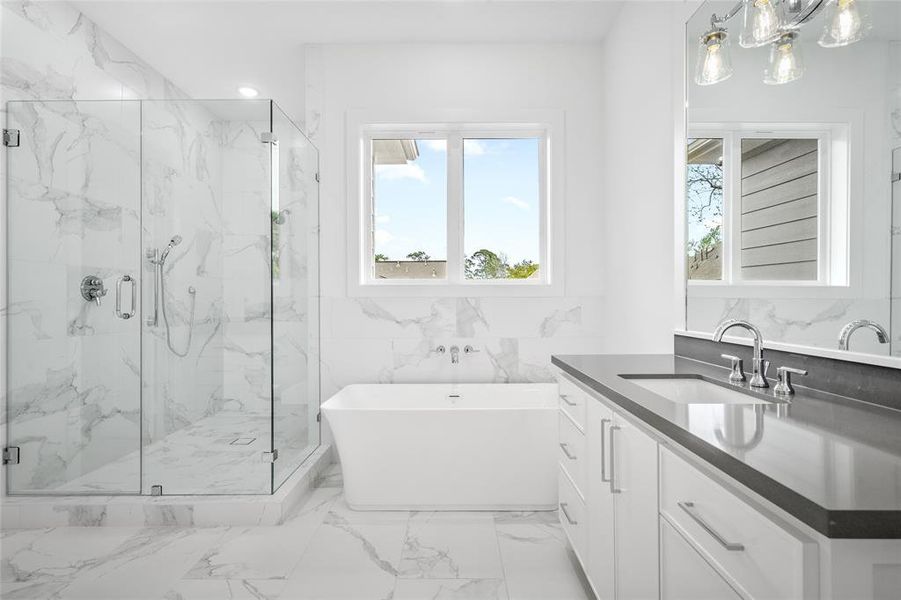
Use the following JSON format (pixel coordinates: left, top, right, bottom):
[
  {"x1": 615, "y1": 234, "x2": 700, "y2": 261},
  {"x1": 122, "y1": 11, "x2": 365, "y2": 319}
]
[{"x1": 450, "y1": 345, "x2": 460, "y2": 364}]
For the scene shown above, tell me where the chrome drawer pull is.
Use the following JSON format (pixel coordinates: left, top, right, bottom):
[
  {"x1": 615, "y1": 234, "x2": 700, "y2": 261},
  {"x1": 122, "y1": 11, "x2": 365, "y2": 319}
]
[
  {"x1": 560, "y1": 502, "x2": 578, "y2": 525},
  {"x1": 559, "y1": 442, "x2": 577, "y2": 460},
  {"x1": 560, "y1": 394, "x2": 577, "y2": 407},
  {"x1": 600, "y1": 418, "x2": 611, "y2": 482},
  {"x1": 678, "y1": 502, "x2": 745, "y2": 551}
]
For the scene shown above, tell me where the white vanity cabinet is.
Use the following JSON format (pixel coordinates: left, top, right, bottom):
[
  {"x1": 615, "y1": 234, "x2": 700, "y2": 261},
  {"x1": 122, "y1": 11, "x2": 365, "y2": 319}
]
[{"x1": 558, "y1": 375, "x2": 660, "y2": 600}]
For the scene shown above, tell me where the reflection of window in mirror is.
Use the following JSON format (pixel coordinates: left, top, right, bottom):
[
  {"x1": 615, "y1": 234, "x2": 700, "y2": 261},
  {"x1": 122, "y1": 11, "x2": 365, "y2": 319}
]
[
  {"x1": 686, "y1": 125, "x2": 845, "y2": 286},
  {"x1": 686, "y1": 138, "x2": 724, "y2": 281},
  {"x1": 740, "y1": 138, "x2": 818, "y2": 281}
]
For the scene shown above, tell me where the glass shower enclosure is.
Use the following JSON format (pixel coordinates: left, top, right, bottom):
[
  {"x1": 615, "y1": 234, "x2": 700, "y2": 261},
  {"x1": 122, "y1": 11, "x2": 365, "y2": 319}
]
[{"x1": 5, "y1": 99, "x2": 319, "y2": 495}]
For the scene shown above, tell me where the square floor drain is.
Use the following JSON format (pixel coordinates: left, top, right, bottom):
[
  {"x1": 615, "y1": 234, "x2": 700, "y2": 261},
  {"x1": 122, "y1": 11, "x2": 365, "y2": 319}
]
[{"x1": 230, "y1": 437, "x2": 256, "y2": 446}]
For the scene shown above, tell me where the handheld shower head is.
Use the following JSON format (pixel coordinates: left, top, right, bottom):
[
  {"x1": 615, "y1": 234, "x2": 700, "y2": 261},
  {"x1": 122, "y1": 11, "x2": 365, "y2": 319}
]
[{"x1": 158, "y1": 234, "x2": 183, "y2": 265}]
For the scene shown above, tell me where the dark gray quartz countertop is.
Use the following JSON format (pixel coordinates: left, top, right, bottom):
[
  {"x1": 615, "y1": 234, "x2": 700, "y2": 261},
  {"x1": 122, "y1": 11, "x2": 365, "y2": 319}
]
[{"x1": 551, "y1": 353, "x2": 901, "y2": 539}]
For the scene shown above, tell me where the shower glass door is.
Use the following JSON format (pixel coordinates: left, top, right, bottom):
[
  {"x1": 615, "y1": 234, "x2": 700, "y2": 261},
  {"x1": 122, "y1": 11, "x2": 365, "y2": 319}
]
[
  {"x1": 139, "y1": 99, "x2": 274, "y2": 495},
  {"x1": 5, "y1": 100, "x2": 143, "y2": 494}
]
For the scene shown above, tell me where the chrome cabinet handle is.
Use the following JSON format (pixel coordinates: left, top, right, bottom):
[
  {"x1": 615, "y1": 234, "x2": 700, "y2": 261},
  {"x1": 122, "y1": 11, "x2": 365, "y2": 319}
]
[
  {"x1": 678, "y1": 501, "x2": 745, "y2": 551},
  {"x1": 609, "y1": 425, "x2": 622, "y2": 494},
  {"x1": 600, "y1": 418, "x2": 611, "y2": 482},
  {"x1": 559, "y1": 502, "x2": 578, "y2": 525},
  {"x1": 559, "y1": 442, "x2": 576, "y2": 460},
  {"x1": 116, "y1": 275, "x2": 136, "y2": 320},
  {"x1": 560, "y1": 394, "x2": 577, "y2": 407}
]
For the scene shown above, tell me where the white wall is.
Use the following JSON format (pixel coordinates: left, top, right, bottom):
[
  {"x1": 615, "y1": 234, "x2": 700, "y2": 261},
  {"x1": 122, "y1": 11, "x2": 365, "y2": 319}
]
[
  {"x1": 306, "y1": 43, "x2": 610, "y2": 401},
  {"x1": 600, "y1": 2, "x2": 679, "y2": 354}
]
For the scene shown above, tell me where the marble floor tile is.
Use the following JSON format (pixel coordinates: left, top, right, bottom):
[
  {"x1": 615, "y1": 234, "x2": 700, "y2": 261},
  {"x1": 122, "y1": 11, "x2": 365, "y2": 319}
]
[
  {"x1": 183, "y1": 488, "x2": 339, "y2": 581},
  {"x1": 495, "y1": 521, "x2": 591, "y2": 600},
  {"x1": 57, "y1": 527, "x2": 227, "y2": 599},
  {"x1": 279, "y1": 517, "x2": 408, "y2": 600},
  {"x1": 163, "y1": 578, "x2": 286, "y2": 599},
  {"x1": 398, "y1": 517, "x2": 504, "y2": 580},
  {"x1": 317, "y1": 463, "x2": 343, "y2": 489},
  {"x1": 393, "y1": 578, "x2": 509, "y2": 600}
]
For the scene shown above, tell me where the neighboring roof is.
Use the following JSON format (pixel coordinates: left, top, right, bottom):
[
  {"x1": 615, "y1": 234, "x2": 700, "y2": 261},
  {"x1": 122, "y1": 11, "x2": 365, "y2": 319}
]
[{"x1": 373, "y1": 139, "x2": 419, "y2": 165}]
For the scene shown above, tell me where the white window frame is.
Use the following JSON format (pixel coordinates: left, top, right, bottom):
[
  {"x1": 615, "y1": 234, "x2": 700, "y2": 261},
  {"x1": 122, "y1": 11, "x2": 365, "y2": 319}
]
[
  {"x1": 687, "y1": 121, "x2": 850, "y2": 292},
  {"x1": 346, "y1": 109, "x2": 565, "y2": 298}
]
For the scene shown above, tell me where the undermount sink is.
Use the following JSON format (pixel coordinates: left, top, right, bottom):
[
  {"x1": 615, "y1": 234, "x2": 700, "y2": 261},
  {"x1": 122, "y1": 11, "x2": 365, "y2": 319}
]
[{"x1": 625, "y1": 377, "x2": 773, "y2": 405}]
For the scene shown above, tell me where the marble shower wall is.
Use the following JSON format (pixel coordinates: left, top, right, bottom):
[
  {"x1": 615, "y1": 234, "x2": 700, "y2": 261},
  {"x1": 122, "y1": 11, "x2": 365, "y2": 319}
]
[
  {"x1": 140, "y1": 99, "x2": 228, "y2": 490},
  {"x1": 0, "y1": 1, "x2": 192, "y2": 493}
]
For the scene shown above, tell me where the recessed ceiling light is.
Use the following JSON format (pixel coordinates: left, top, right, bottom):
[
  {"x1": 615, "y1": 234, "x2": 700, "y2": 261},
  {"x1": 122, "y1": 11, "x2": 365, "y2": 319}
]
[{"x1": 237, "y1": 86, "x2": 259, "y2": 98}]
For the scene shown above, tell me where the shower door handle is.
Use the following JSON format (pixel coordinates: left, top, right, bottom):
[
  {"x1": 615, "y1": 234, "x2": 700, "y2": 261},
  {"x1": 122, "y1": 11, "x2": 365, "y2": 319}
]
[{"x1": 116, "y1": 275, "x2": 136, "y2": 320}]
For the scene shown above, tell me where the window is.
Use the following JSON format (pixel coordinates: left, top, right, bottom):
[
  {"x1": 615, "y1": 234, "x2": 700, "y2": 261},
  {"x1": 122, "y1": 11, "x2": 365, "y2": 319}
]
[
  {"x1": 359, "y1": 124, "x2": 551, "y2": 289},
  {"x1": 686, "y1": 125, "x2": 845, "y2": 286}
]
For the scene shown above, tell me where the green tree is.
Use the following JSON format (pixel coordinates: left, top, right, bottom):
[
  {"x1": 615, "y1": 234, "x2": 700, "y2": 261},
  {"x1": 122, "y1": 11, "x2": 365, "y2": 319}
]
[
  {"x1": 374, "y1": 253, "x2": 390, "y2": 262},
  {"x1": 508, "y1": 260, "x2": 539, "y2": 279},
  {"x1": 465, "y1": 249, "x2": 508, "y2": 279},
  {"x1": 406, "y1": 250, "x2": 431, "y2": 261}
]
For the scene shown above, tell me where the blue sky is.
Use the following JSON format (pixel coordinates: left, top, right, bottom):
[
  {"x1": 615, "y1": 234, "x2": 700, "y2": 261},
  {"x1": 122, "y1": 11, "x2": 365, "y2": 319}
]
[{"x1": 373, "y1": 138, "x2": 540, "y2": 264}]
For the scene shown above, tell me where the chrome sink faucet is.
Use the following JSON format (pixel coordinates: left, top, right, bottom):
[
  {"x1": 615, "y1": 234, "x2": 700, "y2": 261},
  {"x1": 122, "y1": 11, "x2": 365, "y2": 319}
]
[
  {"x1": 713, "y1": 319, "x2": 769, "y2": 389},
  {"x1": 450, "y1": 345, "x2": 460, "y2": 364},
  {"x1": 838, "y1": 319, "x2": 889, "y2": 351}
]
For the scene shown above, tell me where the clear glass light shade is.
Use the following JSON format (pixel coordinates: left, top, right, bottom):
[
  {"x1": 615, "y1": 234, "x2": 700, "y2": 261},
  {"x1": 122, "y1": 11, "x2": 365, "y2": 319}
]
[
  {"x1": 764, "y1": 33, "x2": 805, "y2": 85},
  {"x1": 818, "y1": 0, "x2": 871, "y2": 47},
  {"x1": 739, "y1": 0, "x2": 783, "y2": 48},
  {"x1": 695, "y1": 30, "x2": 734, "y2": 86}
]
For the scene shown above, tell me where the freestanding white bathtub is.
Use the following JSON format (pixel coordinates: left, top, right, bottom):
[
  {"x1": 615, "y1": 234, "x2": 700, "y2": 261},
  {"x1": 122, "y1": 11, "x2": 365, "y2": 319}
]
[{"x1": 322, "y1": 383, "x2": 558, "y2": 510}]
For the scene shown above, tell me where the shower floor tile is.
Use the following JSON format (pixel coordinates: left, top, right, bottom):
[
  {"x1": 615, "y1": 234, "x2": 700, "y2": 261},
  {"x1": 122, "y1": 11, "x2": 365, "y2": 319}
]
[{"x1": 1, "y1": 463, "x2": 593, "y2": 600}]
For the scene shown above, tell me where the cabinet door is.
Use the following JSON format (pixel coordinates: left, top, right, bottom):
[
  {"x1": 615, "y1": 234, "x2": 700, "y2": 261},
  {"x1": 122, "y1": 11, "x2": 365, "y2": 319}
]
[
  {"x1": 586, "y1": 400, "x2": 616, "y2": 600},
  {"x1": 611, "y1": 414, "x2": 660, "y2": 600},
  {"x1": 661, "y1": 518, "x2": 742, "y2": 600}
]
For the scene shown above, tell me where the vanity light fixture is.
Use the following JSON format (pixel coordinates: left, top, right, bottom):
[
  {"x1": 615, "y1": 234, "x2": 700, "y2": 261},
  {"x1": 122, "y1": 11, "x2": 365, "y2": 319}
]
[
  {"x1": 764, "y1": 31, "x2": 805, "y2": 85},
  {"x1": 237, "y1": 86, "x2": 259, "y2": 98},
  {"x1": 740, "y1": 0, "x2": 783, "y2": 47},
  {"x1": 696, "y1": 0, "x2": 870, "y2": 86},
  {"x1": 695, "y1": 27, "x2": 734, "y2": 86},
  {"x1": 818, "y1": 0, "x2": 871, "y2": 47}
]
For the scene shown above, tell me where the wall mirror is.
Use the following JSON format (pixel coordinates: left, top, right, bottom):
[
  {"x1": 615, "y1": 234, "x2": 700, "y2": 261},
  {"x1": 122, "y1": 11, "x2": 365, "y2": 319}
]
[{"x1": 683, "y1": 0, "x2": 900, "y2": 363}]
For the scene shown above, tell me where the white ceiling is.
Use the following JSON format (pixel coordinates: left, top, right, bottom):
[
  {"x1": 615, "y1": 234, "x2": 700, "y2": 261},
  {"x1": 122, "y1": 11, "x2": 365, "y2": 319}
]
[{"x1": 73, "y1": 0, "x2": 624, "y2": 117}]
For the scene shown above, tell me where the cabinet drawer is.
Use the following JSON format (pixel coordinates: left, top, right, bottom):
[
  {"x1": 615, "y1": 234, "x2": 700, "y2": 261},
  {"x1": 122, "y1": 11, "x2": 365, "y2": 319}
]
[
  {"x1": 660, "y1": 448, "x2": 816, "y2": 600},
  {"x1": 557, "y1": 376, "x2": 587, "y2": 431},
  {"x1": 661, "y1": 518, "x2": 742, "y2": 600},
  {"x1": 558, "y1": 410, "x2": 587, "y2": 498},
  {"x1": 558, "y1": 466, "x2": 587, "y2": 560}
]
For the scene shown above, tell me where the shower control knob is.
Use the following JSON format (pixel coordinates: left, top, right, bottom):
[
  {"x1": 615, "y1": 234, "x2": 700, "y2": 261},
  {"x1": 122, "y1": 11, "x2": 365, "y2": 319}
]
[{"x1": 80, "y1": 275, "x2": 107, "y2": 306}]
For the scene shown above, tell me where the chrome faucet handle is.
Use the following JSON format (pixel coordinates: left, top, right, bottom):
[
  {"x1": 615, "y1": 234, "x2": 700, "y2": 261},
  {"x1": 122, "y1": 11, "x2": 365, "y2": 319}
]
[
  {"x1": 463, "y1": 345, "x2": 479, "y2": 354},
  {"x1": 774, "y1": 366, "x2": 807, "y2": 397},
  {"x1": 720, "y1": 354, "x2": 745, "y2": 383},
  {"x1": 435, "y1": 345, "x2": 446, "y2": 355}
]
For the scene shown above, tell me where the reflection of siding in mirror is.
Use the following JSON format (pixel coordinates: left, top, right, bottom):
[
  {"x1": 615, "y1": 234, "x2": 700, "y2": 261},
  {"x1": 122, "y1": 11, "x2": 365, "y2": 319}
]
[{"x1": 740, "y1": 139, "x2": 818, "y2": 280}]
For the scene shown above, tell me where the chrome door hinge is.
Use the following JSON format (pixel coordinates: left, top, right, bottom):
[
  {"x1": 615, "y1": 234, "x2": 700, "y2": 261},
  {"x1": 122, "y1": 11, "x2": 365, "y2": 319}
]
[
  {"x1": 3, "y1": 129, "x2": 20, "y2": 147},
  {"x1": 316, "y1": 411, "x2": 321, "y2": 423},
  {"x1": 892, "y1": 172, "x2": 901, "y2": 183},
  {"x1": 262, "y1": 449, "x2": 279, "y2": 463},
  {"x1": 3, "y1": 447, "x2": 20, "y2": 465},
  {"x1": 260, "y1": 132, "x2": 278, "y2": 145},
  {"x1": 150, "y1": 484, "x2": 163, "y2": 496},
  {"x1": 315, "y1": 172, "x2": 320, "y2": 183}
]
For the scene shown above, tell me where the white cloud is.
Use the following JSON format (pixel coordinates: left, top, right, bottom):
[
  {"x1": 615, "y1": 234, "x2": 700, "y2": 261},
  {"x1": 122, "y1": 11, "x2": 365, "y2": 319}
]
[
  {"x1": 374, "y1": 229, "x2": 394, "y2": 245},
  {"x1": 501, "y1": 196, "x2": 530, "y2": 211},
  {"x1": 375, "y1": 163, "x2": 427, "y2": 182},
  {"x1": 375, "y1": 214, "x2": 391, "y2": 224},
  {"x1": 464, "y1": 139, "x2": 487, "y2": 156},
  {"x1": 423, "y1": 140, "x2": 447, "y2": 152}
]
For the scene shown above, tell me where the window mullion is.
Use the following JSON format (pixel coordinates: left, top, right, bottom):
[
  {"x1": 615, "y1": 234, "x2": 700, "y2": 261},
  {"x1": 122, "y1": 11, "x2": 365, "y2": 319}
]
[{"x1": 447, "y1": 132, "x2": 464, "y2": 284}]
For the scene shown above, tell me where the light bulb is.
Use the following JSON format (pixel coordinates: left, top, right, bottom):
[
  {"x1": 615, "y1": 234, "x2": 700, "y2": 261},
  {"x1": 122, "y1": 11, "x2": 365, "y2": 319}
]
[
  {"x1": 740, "y1": 0, "x2": 782, "y2": 48},
  {"x1": 237, "y1": 86, "x2": 259, "y2": 98},
  {"x1": 818, "y1": 0, "x2": 871, "y2": 47},
  {"x1": 764, "y1": 32, "x2": 804, "y2": 85},
  {"x1": 695, "y1": 29, "x2": 734, "y2": 86}
]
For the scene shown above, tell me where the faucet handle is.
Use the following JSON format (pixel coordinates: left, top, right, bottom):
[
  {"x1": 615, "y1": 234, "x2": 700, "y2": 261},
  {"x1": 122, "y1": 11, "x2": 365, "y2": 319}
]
[
  {"x1": 435, "y1": 345, "x2": 446, "y2": 355},
  {"x1": 774, "y1": 366, "x2": 807, "y2": 397},
  {"x1": 463, "y1": 345, "x2": 479, "y2": 354},
  {"x1": 720, "y1": 354, "x2": 746, "y2": 383}
]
